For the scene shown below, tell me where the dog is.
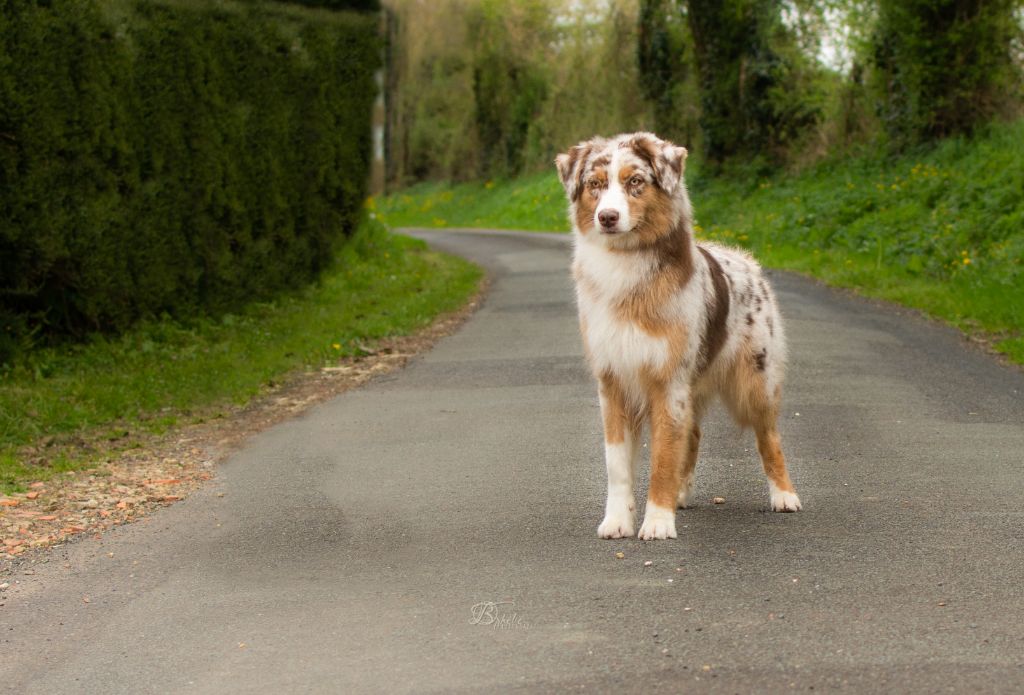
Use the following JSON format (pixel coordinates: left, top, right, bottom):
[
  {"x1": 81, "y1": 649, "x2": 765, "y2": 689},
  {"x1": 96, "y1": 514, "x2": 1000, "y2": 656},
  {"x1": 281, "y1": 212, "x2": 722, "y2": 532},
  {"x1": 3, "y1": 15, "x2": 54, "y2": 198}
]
[{"x1": 555, "y1": 132, "x2": 801, "y2": 541}]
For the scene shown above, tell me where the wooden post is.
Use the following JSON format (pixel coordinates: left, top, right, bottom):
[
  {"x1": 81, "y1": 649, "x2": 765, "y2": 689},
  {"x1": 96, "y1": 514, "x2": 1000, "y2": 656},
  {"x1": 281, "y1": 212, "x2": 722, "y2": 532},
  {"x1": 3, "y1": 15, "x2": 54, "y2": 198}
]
[{"x1": 369, "y1": 12, "x2": 386, "y2": 197}]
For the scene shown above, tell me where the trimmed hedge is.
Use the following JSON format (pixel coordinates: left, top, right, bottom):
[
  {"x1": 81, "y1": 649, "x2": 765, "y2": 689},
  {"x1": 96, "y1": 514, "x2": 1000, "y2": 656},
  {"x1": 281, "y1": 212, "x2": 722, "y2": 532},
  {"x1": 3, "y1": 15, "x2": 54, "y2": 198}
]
[{"x1": 0, "y1": 0, "x2": 379, "y2": 359}]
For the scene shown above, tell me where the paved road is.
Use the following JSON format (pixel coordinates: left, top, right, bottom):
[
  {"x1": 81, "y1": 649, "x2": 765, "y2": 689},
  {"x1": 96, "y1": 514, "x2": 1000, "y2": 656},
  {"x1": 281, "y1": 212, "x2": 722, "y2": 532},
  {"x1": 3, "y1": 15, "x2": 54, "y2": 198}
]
[{"x1": 2, "y1": 229, "x2": 1023, "y2": 694}]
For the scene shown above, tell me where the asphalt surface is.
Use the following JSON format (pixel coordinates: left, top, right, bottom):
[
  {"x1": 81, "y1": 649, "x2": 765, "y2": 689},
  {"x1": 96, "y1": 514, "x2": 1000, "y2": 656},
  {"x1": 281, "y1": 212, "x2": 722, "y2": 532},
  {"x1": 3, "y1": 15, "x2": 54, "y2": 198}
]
[{"x1": 2, "y1": 228, "x2": 1023, "y2": 694}]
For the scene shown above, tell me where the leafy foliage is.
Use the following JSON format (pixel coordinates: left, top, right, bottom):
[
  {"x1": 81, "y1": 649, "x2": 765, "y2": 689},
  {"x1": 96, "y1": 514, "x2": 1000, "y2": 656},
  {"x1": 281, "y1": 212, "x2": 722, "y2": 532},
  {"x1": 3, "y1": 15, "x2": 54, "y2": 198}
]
[
  {"x1": 637, "y1": 0, "x2": 693, "y2": 141},
  {"x1": 0, "y1": 0, "x2": 379, "y2": 361},
  {"x1": 468, "y1": 0, "x2": 553, "y2": 178},
  {"x1": 870, "y1": 0, "x2": 1023, "y2": 148},
  {"x1": 685, "y1": 0, "x2": 827, "y2": 169},
  {"x1": 283, "y1": 0, "x2": 379, "y2": 9},
  {"x1": 384, "y1": 0, "x2": 652, "y2": 184}
]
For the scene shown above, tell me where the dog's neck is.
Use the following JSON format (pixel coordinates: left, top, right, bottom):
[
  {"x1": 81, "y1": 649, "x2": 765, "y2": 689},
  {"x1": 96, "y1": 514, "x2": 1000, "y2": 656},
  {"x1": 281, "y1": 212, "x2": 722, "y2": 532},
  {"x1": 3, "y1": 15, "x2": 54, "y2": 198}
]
[{"x1": 574, "y1": 202, "x2": 698, "y2": 302}]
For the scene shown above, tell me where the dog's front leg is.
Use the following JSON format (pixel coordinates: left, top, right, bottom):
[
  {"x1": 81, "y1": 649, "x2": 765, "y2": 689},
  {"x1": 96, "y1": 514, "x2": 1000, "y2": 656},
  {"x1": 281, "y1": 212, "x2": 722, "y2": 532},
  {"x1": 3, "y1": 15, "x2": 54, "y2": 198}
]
[
  {"x1": 597, "y1": 375, "x2": 639, "y2": 539},
  {"x1": 638, "y1": 382, "x2": 689, "y2": 540}
]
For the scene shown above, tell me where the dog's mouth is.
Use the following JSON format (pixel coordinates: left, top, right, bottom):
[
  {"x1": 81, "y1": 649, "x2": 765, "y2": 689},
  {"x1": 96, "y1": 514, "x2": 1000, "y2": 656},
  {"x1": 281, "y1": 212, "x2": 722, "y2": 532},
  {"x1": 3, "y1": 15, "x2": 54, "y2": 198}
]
[{"x1": 600, "y1": 225, "x2": 636, "y2": 236}]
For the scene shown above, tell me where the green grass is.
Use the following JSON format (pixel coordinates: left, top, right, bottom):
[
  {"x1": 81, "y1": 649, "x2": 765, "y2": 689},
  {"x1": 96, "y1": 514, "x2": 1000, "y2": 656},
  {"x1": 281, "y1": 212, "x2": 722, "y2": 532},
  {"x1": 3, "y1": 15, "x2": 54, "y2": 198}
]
[
  {"x1": 378, "y1": 119, "x2": 1024, "y2": 366},
  {"x1": 0, "y1": 218, "x2": 482, "y2": 493},
  {"x1": 374, "y1": 174, "x2": 568, "y2": 231}
]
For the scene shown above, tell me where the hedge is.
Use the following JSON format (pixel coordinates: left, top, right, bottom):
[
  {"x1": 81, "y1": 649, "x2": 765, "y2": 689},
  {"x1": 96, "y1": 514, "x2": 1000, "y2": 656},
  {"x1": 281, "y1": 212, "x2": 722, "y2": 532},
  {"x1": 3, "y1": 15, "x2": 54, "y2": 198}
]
[{"x1": 0, "y1": 0, "x2": 379, "y2": 360}]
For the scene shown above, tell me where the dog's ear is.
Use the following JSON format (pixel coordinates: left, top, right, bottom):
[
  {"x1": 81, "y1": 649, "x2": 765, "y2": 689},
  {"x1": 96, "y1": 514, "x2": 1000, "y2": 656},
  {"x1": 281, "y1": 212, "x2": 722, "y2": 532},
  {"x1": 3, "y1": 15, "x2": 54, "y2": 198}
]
[
  {"x1": 656, "y1": 143, "x2": 688, "y2": 193},
  {"x1": 555, "y1": 142, "x2": 591, "y2": 202},
  {"x1": 629, "y1": 133, "x2": 687, "y2": 193}
]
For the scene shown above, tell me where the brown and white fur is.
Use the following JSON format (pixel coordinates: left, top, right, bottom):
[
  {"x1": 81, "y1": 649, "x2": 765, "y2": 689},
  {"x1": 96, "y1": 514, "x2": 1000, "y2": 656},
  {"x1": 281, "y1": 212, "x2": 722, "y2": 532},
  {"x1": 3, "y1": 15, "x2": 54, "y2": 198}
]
[{"x1": 556, "y1": 132, "x2": 801, "y2": 541}]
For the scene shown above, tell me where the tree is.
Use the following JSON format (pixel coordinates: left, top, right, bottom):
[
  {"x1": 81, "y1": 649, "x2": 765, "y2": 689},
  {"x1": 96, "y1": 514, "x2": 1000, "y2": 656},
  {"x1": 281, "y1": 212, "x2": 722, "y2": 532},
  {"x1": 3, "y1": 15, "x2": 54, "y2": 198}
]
[
  {"x1": 870, "y1": 0, "x2": 1021, "y2": 148},
  {"x1": 684, "y1": 0, "x2": 823, "y2": 169},
  {"x1": 638, "y1": 0, "x2": 689, "y2": 139}
]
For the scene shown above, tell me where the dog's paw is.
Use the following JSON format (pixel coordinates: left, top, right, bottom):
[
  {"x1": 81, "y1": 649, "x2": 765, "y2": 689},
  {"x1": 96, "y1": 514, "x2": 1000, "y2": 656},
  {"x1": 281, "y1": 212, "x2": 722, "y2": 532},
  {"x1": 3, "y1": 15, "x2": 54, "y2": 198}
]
[
  {"x1": 676, "y1": 482, "x2": 694, "y2": 509},
  {"x1": 637, "y1": 505, "x2": 677, "y2": 540},
  {"x1": 770, "y1": 484, "x2": 802, "y2": 512},
  {"x1": 597, "y1": 510, "x2": 635, "y2": 539}
]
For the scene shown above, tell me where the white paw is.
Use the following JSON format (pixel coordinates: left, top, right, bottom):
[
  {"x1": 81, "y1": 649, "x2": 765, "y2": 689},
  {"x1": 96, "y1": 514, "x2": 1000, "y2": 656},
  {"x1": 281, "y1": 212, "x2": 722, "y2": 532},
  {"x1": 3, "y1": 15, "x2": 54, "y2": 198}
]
[
  {"x1": 637, "y1": 504, "x2": 677, "y2": 540},
  {"x1": 770, "y1": 484, "x2": 802, "y2": 512},
  {"x1": 597, "y1": 510, "x2": 635, "y2": 539}
]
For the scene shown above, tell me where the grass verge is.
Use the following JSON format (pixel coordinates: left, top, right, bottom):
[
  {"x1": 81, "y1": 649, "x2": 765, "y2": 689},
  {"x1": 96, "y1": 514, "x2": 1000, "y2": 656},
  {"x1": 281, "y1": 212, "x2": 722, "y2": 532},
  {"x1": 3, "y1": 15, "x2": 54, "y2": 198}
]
[
  {"x1": 0, "y1": 219, "x2": 482, "y2": 493},
  {"x1": 374, "y1": 174, "x2": 568, "y2": 231},
  {"x1": 378, "y1": 119, "x2": 1024, "y2": 366}
]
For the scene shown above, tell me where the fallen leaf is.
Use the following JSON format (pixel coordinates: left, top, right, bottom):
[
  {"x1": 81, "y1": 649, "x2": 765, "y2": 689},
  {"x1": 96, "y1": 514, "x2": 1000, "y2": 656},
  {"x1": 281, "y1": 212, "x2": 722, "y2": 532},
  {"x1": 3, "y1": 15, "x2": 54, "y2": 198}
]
[
  {"x1": 26, "y1": 491, "x2": 40, "y2": 500},
  {"x1": 161, "y1": 495, "x2": 182, "y2": 502},
  {"x1": 615, "y1": 552, "x2": 625, "y2": 560},
  {"x1": 82, "y1": 596, "x2": 90, "y2": 604},
  {"x1": 116, "y1": 501, "x2": 129, "y2": 510},
  {"x1": 0, "y1": 499, "x2": 20, "y2": 507},
  {"x1": 150, "y1": 479, "x2": 181, "y2": 485},
  {"x1": 37, "y1": 515, "x2": 58, "y2": 521},
  {"x1": 712, "y1": 497, "x2": 726, "y2": 505}
]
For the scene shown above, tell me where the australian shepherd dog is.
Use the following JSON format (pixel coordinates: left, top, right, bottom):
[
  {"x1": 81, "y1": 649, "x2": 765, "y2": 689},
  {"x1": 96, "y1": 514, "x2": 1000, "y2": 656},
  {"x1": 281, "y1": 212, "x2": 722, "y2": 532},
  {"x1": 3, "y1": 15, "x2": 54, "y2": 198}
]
[{"x1": 556, "y1": 132, "x2": 802, "y2": 541}]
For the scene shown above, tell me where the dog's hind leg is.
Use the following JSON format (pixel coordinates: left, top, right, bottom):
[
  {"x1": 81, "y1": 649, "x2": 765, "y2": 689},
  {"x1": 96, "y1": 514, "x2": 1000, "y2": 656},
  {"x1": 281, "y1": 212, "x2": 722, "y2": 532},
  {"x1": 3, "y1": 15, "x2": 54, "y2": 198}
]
[
  {"x1": 597, "y1": 373, "x2": 642, "y2": 539},
  {"x1": 724, "y1": 351, "x2": 801, "y2": 512},
  {"x1": 675, "y1": 391, "x2": 707, "y2": 508},
  {"x1": 676, "y1": 423, "x2": 701, "y2": 509},
  {"x1": 754, "y1": 415, "x2": 801, "y2": 512}
]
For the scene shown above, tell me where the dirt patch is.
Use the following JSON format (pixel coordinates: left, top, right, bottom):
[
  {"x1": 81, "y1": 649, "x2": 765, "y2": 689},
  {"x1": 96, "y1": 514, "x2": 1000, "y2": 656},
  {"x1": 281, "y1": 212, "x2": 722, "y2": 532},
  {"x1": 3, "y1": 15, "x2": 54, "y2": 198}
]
[{"x1": 0, "y1": 283, "x2": 486, "y2": 575}]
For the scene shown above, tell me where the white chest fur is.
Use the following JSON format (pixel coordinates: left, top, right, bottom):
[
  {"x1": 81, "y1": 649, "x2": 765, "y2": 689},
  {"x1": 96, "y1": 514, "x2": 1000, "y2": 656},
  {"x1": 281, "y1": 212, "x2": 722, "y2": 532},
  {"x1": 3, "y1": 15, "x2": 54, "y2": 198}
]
[{"x1": 573, "y1": 239, "x2": 672, "y2": 380}]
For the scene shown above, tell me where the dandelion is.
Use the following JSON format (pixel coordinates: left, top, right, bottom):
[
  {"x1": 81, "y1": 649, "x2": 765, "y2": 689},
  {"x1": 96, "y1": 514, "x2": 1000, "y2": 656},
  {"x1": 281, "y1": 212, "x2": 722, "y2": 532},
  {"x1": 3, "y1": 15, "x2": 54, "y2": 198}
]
[
  {"x1": 484, "y1": 181, "x2": 495, "y2": 189},
  {"x1": 331, "y1": 343, "x2": 341, "y2": 350},
  {"x1": 963, "y1": 258, "x2": 971, "y2": 265}
]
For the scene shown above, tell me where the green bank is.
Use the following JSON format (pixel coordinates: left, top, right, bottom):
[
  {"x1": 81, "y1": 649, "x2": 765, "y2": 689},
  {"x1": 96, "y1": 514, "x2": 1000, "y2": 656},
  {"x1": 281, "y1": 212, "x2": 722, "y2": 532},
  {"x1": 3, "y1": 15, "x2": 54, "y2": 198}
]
[
  {"x1": 378, "y1": 119, "x2": 1024, "y2": 366},
  {"x1": 0, "y1": 220, "x2": 481, "y2": 493}
]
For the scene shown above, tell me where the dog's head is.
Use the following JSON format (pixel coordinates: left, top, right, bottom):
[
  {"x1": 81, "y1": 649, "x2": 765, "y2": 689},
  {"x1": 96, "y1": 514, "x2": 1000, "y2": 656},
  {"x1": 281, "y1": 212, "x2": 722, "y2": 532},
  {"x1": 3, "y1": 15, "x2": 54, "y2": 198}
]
[{"x1": 555, "y1": 132, "x2": 688, "y2": 245}]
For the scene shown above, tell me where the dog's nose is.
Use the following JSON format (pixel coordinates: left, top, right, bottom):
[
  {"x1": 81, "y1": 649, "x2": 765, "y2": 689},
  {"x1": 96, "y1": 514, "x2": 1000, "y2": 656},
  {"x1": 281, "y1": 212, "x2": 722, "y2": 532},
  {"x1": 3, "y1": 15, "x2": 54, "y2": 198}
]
[{"x1": 598, "y1": 209, "x2": 619, "y2": 228}]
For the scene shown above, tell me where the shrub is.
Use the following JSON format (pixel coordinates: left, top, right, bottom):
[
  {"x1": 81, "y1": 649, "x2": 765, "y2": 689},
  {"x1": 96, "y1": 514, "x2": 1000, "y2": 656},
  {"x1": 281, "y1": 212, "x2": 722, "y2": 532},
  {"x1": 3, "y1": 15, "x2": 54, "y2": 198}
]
[
  {"x1": 686, "y1": 0, "x2": 826, "y2": 171},
  {"x1": 870, "y1": 0, "x2": 1022, "y2": 148},
  {"x1": 0, "y1": 0, "x2": 379, "y2": 361}
]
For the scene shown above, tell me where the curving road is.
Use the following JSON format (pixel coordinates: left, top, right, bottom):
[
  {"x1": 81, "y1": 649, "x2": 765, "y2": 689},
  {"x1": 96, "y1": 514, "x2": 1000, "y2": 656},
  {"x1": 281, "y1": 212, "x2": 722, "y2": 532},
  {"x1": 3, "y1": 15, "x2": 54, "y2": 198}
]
[{"x1": 2, "y1": 228, "x2": 1023, "y2": 694}]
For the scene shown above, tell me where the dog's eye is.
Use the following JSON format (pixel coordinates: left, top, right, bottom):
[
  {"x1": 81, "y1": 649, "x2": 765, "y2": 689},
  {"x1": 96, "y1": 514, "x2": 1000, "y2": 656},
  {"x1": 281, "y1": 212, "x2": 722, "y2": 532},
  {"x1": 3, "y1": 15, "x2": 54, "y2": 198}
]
[
  {"x1": 629, "y1": 176, "x2": 644, "y2": 188},
  {"x1": 587, "y1": 178, "x2": 601, "y2": 189}
]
